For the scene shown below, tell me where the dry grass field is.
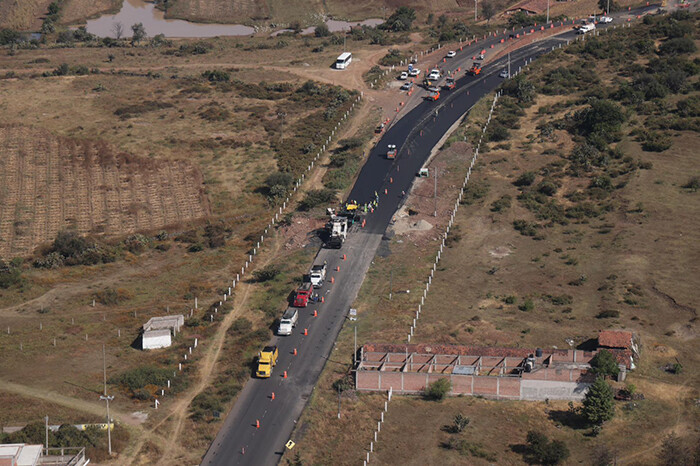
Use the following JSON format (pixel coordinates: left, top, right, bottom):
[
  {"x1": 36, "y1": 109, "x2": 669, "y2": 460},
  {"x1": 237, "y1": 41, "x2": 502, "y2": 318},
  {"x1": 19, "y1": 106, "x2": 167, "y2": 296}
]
[
  {"x1": 0, "y1": 0, "x2": 53, "y2": 30},
  {"x1": 0, "y1": 124, "x2": 208, "y2": 258},
  {"x1": 285, "y1": 14, "x2": 700, "y2": 465}
]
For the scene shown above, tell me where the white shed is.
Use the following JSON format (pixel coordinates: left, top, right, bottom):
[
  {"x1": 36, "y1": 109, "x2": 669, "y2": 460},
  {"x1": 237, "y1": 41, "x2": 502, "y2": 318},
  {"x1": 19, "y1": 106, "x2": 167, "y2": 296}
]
[{"x1": 142, "y1": 329, "x2": 172, "y2": 350}]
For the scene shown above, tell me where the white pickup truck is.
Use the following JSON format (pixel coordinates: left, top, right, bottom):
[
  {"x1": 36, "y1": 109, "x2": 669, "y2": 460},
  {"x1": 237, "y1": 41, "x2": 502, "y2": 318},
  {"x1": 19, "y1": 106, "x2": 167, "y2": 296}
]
[
  {"x1": 277, "y1": 308, "x2": 299, "y2": 336},
  {"x1": 577, "y1": 23, "x2": 596, "y2": 34},
  {"x1": 310, "y1": 263, "x2": 327, "y2": 288}
]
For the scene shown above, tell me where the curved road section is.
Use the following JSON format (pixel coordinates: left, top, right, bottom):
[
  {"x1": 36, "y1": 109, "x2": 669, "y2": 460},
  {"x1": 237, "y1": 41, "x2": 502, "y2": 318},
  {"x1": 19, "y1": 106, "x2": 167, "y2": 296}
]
[{"x1": 202, "y1": 9, "x2": 656, "y2": 465}]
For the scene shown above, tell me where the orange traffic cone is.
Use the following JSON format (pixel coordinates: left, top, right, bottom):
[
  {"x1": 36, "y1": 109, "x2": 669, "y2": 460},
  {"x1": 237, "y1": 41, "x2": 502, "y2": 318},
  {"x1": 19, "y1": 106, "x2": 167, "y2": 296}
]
[
  {"x1": 293, "y1": 348, "x2": 297, "y2": 356},
  {"x1": 336, "y1": 266, "x2": 340, "y2": 272},
  {"x1": 283, "y1": 371, "x2": 288, "y2": 378},
  {"x1": 271, "y1": 392, "x2": 275, "y2": 400},
  {"x1": 331, "y1": 277, "x2": 335, "y2": 284},
  {"x1": 256, "y1": 420, "x2": 260, "y2": 428},
  {"x1": 303, "y1": 328, "x2": 308, "y2": 336},
  {"x1": 313, "y1": 310, "x2": 318, "y2": 317}
]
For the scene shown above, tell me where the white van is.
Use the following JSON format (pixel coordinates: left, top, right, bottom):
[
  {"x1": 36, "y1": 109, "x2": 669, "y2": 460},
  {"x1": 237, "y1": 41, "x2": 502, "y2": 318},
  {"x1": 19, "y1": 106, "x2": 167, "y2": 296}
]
[
  {"x1": 277, "y1": 308, "x2": 299, "y2": 336},
  {"x1": 335, "y1": 52, "x2": 352, "y2": 69}
]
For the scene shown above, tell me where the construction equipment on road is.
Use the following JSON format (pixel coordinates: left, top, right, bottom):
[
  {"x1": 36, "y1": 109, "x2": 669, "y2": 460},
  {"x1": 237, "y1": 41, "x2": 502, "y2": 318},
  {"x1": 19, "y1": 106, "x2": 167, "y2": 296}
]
[
  {"x1": 386, "y1": 144, "x2": 397, "y2": 159},
  {"x1": 310, "y1": 263, "x2": 327, "y2": 288},
  {"x1": 443, "y1": 77, "x2": 456, "y2": 90},
  {"x1": 467, "y1": 62, "x2": 482, "y2": 76},
  {"x1": 325, "y1": 213, "x2": 348, "y2": 249},
  {"x1": 293, "y1": 282, "x2": 313, "y2": 307},
  {"x1": 426, "y1": 87, "x2": 440, "y2": 101},
  {"x1": 277, "y1": 308, "x2": 299, "y2": 336},
  {"x1": 256, "y1": 345, "x2": 279, "y2": 378}
]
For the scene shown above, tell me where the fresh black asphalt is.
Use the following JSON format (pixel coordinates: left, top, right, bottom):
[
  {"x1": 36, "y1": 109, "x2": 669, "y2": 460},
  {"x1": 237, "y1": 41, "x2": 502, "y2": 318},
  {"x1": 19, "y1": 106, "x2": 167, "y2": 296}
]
[{"x1": 201, "y1": 9, "x2": 657, "y2": 465}]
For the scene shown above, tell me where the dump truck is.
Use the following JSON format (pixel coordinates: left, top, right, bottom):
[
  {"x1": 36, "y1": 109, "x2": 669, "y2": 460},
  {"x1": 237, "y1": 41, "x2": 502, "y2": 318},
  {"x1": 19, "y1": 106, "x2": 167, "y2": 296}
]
[
  {"x1": 310, "y1": 263, "x2": 327, "y2": 288},
  {"x1": 386, "y1": 144, "x2": 397, "y2": 159},
  {"x1": 293, "y1": 282, "x2": 313, "y2": 307},
  {"x1": 326, "y1": 214, "x2": 348, "y2": 249},
  {"x1": 256, "y1": 345, "x2": 279, "y2": 378},
  {"x1": 277, "y1": 308, "x2": 298, "y2": 336}
]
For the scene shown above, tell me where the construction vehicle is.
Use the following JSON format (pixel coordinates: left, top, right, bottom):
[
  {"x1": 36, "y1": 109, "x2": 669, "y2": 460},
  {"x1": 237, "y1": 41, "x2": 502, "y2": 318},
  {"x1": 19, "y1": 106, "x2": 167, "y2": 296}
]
[
  {"x1": 310, "y1": 263, "x2": 327, "y2": 288},
  {"x1": 443, "y1": 77, "x2": 456, "y2": 90},
  {"x1": 467, "y1": 62, "x2": 482, "y2": 76},
  {"x1": 386, "y1": 144, "x2": 397, "y2": 159},
  {"x1": 256, "y1": 345, "x2": 279, "y2": 377},
  {"x1": 293, "y1": 282, "x2": 313, "y2": 307},
  {"x1": 375, "y1": 123, "x2": 385, "y2": 134},
  {"x1": 426, "y1": 87, "x2": 440, "y2": 101},
  {"x1": 277, "y1": 308, "x2": 298, "y2": 336},
  {"x1": 325, "y1": 213, "x2": 348, "y2": 249}
]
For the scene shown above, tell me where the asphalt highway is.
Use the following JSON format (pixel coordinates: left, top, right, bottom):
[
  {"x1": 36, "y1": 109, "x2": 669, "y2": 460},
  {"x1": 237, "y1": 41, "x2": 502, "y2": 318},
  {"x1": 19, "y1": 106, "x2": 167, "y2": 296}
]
[{"x1": 201, "y1": 8, "x2": 658, "y2": 465}]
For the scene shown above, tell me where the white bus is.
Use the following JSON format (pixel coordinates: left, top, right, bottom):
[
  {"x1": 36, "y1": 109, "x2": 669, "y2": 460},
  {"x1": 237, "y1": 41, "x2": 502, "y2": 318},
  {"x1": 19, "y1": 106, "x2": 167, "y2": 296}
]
[{"x1": 335, "y1": 52, "x2": 352, "y2": 69}]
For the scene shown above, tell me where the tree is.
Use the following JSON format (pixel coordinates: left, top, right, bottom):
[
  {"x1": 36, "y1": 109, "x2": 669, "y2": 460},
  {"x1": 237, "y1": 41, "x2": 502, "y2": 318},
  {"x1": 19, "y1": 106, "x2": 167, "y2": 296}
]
[
  {"x1": 112, "y1": 21, "x2": 124, "y2": 40},
  {"x1": 598, "y1": 0, "x2": 619, "y2": 13},
  {"x1": 425, "y1": 378, "x2": 451, "y2": 401},
  {"x1": 47, "y1": 2, "x2": 60, "y2": 16},
  {"x1": 382, "y1": 7, "x2": 416, "y2": 32},
  {"x1": 658, "y1": 433, "x2": 692, "y2": 466},
  {"x1": 314, "y1": 24, "x2": 330, "y2": 37},
  {"x1": 589, "y1": 349, "x2": 620, "y2": 378},
  {"x1": 582, "y1": 377, "x2": 615, "y2": 425},
  {"x1": 483, "y1": 2, "x2": 497, "y2": 22},
  {"x1": 131, "y1": 22, "x2": 146, "y2": 45}
]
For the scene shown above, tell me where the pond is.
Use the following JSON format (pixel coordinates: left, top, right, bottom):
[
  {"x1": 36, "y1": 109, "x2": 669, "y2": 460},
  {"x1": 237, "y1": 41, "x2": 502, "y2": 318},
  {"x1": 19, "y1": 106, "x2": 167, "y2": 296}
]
[
  {"x1": 85, "y1": 0, "x2": 255, "y2": 38},
  {"x1": 85, "y1": 0, "x2": 383, "y2": 39}
]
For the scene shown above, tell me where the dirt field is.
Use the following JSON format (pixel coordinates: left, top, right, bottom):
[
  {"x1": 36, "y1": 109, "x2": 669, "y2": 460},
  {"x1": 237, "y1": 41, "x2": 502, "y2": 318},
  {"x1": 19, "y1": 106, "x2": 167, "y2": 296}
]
[{"x1": 0, "y1": 124, "x2": 208, "y2": 258}]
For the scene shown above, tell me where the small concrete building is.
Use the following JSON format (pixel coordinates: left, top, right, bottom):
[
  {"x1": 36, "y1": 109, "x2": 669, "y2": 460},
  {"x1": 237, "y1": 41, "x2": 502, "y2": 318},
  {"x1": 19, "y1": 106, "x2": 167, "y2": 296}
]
[
  {"x1": 142, "y1": 329, "x2": 172, "y2": 350},
  {"x1": 0, "y1": 444, "x2": 41, "y2": 466},
  {"x1": 142, "y1": 315, "x2": 184, "y2": 334},
  {"x1": 140, "y1": 315, "x2": 184, "y2": 350}
]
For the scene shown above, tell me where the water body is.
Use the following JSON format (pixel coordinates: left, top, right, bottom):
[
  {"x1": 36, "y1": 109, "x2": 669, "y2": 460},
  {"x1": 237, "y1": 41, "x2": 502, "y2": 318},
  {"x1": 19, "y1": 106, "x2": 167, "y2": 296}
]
[
  {"x1": 85, "y1": 0, "x2": 255, "y2": 38},
  {"x1": 86, "y1": 0, "x2": 383, "y2": 39}
]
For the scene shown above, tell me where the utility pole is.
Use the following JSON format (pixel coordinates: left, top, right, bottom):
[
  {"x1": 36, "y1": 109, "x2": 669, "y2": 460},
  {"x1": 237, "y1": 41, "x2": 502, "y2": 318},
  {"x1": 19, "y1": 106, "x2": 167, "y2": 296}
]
[
  {"x1": 353, "y1": 326, "x2": 357, "y2": 366},
  {"x1": 606, "y1": 0, "x2": 610, "y2": 14},
  {"x1": 474, "y1": 0, "x2": 478, "y2": 21},
  {"x1": 45, "y1": 416, "x2": 49, "y2": 454},
  {"x1": 508, "y1": 52, "x2": 511, "y2": 77},
  {"x1": 337, "y1": 385, "x2": 341, "y2": 419},
  {"x1": 100, "y1": 345, "x2": 114, "y2": 456},
  {"x1": 433, "y1": 168, "x2": 438, "y2": 217},
  {"x1": 389, "y1": 267, "x2": 393, "y2": 300},
  {"x1": 547, "y1": 0, "x2": 550, "y2": 23}
]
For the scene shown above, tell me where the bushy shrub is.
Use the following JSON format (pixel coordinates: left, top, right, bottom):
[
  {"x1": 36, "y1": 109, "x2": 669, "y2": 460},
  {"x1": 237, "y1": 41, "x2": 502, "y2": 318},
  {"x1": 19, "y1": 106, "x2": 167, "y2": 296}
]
[
  {"x1": 202, "y1": 69, "x2": 230, "y2": 82},
  {"x1": 425, "y1": 378, "x2": 451, "y2": 400},
  {"x1": 514, "y1": 172, "x2": 536, "y2": 187},
  {"x1": 252, "y1": 265, "x2": 280, "y2": 282},
  {"x1": 0, "y1": 260, "x2": 22, "y2": 289},
  {"x1": 298, "y1": 189, "x2": 336, "y2": 211},
  {"x1": 525, "y1": 431, "x2": 570, "y2": 465},
  {"x1": 109, "y1": 366, "x2": 171, "y2": 392}
]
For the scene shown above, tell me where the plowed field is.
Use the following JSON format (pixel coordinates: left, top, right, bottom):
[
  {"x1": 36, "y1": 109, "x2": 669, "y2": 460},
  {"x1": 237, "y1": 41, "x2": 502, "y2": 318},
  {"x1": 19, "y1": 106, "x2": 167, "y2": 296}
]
[{"x1": 0, "y1": 124, "x2": 209, "y2": 258}]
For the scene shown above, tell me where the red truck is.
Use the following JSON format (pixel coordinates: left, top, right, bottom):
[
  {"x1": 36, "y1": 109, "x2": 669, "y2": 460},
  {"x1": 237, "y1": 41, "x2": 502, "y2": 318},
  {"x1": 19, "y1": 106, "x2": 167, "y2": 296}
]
[{"x1": 293, "y1": 282, "x2": 313, "y2": 307}]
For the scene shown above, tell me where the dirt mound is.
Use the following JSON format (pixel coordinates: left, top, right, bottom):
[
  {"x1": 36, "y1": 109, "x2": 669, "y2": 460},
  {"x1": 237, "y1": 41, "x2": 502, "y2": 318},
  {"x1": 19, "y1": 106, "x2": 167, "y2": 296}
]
[{"x1": 0, "y1": 125, "x2": 209, "y2": 258}]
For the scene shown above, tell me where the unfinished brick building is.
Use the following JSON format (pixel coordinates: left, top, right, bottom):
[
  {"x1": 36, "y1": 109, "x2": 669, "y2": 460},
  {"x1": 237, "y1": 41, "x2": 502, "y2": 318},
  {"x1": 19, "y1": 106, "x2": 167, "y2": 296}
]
[{"x1": 356, "y1": 343, "x2": 603, "y2": 401}]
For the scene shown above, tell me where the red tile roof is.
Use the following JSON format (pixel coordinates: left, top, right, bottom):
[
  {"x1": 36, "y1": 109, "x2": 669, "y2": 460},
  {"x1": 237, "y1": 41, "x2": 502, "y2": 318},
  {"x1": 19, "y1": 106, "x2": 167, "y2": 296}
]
[{"x1": 598, "y1": 330, "x2": 633, "y2": 349}]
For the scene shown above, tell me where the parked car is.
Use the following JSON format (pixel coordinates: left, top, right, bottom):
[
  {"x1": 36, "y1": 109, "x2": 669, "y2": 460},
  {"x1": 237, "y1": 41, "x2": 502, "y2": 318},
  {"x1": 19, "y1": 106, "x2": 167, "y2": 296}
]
[
  {"x1": 399, "y1": 71, "x2": 408, "y2": 80},
  {"x1": 428, "y1": 69, "x2": 441, "y2": 81},
  {"x1": 499, "y1": 69, "x2": 509, "y2": 78},
  {"x1": 401, "y1": 81, "x2": 414, "y2": 91},
  {"x1": 446, "y1": 50, "x2": 456, "y2": 58},
  {"x1": 409, "y1": 68, "x2": 421, "y2": 77},
  {"x1": 599, "y1": 16, "x2": 613, "y2": 23}
]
